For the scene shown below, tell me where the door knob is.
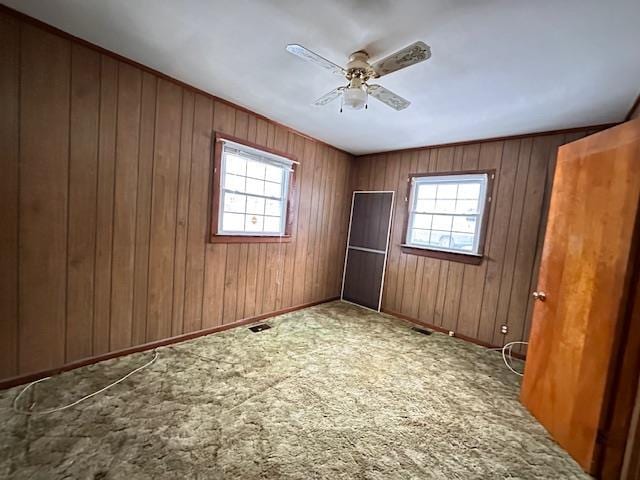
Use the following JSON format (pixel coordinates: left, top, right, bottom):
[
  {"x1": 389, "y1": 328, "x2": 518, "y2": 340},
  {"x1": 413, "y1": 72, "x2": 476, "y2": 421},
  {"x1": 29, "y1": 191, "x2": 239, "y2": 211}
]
[{"x1": 532, "y1": 291, "x2": 547, "y2": 302}]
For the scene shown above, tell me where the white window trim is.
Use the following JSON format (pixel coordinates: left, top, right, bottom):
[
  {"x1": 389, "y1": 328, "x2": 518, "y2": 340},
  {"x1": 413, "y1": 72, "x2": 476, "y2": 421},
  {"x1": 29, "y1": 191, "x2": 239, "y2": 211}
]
[
  {"x1": 405, "y1": 173, "x2": 489, "y2": 256},
  {"x1": 217, "y1": 139, "x2": 294, "y2": 237}
]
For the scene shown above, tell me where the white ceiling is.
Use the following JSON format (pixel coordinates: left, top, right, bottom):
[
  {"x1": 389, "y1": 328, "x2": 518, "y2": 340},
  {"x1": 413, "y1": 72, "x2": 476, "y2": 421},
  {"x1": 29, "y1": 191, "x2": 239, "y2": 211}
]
[{"x1": 4, "y1": 0, "x2": 640, "y2": 155}]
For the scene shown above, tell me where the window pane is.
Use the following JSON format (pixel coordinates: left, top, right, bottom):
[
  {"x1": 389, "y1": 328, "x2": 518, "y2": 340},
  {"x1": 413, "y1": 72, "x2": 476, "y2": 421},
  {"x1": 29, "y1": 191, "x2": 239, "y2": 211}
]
[
  {"x1": 453, "y1": 216, "x2": 477, "y2": 234},
  {"x1": 224, "y1": 193, "x2": 246, "y2": 213},
  {"x1": 246, "y1": 178, "x2": 264, "y2": 196},
  {"x1": 456, "y1": 199, "x2": 478, "y2": 214},
  {"x1": 264, "y1": 216, "x2": 281, "y2": 233},
  {"x1": 265, "y1": 199, "x2": 282, "y2": 217},
  {"x1": 452, "y1": 233, "x2": 475, "y2": 251},
  {"x1": 225, "y1": 173, "x2": 245, "y2": 193},
  {"x1": 264, "y1": 181, "x2": 281, "y2": 198},
  {"x1": 265, "y1": 164, "x2": 283, "y2": 183},
  {"x1": 432, "y1": 214, "x2": 453, "y2": 231},
  {"x1": 246, "y1": 196, "x2": 265, "y2": 215},
  {"x1": 225, "y1": 154, "x2": 246, "y2": 175},
  {"x1": 246, "y1": 159, "x2": 266, "y2": 180},
  {"x1": 435, "y1": 199, "x2": 456, "y2": 213},
  {"x1": 222, "y1": 212, "x2": 244, "y2": 232},
  {"x1": 417, "y1": 183, "x2": 437, "y2": 199},
  {"x1": 245, "y1": 214, "x2": 264, "y2": 232},
  {"x1": 431, "y1": 230, "x2": 452, "y2": 248},
  {"x1": 415, "y1": 199, "x2": 436, "y2": 213},
  {"x1": 412, "y1": 213, "x2": 432, "y2": 229},
  {"x1": 437, "y1": 183, "x2": 457, "y2": 199},
  {"x1": 458, "y1": 182, "x2": 480, "y2": 199},
  {"x1": 411, "y1": 228, "x2": 431, "y2": 244}
]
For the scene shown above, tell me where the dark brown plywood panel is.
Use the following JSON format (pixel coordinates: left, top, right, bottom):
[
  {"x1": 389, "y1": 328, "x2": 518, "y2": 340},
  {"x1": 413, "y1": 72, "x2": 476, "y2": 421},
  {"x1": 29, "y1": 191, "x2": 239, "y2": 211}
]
[
  {"x1": 110, "y1": 62, "x2": 142, "y2": 351},
  {"x1": 66, "y1": 43, "x2": 100, "y2": 362},
  {"x1": 343, "y1": 250, "x2": 386, "y2": 311},
  {"x1": 0, "y1": 13, "x2": 20, "y2": 378},
  {"x1": 18, "y1": 24, "x2": 70, "y2": 373}
]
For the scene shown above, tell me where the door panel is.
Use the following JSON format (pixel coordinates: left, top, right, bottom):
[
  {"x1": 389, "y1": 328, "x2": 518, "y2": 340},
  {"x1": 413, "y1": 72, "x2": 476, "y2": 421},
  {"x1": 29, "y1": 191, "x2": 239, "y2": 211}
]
[
  {"x1": 521, "y1": 119, "x2": 640, "y2": 473},
  {"x1": 341, "y1": 192, "x2": 394, "y2": 311}
]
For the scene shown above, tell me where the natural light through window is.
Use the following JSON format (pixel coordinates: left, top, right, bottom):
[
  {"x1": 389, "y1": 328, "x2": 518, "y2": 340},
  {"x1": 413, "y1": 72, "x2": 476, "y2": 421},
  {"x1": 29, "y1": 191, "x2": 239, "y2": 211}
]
[
  {"x1": 405, "y1": 173, "x2": 489, "y2": 255},
  {"x1": 218, "y1": 141, "x2": 292, "y2": 236}
]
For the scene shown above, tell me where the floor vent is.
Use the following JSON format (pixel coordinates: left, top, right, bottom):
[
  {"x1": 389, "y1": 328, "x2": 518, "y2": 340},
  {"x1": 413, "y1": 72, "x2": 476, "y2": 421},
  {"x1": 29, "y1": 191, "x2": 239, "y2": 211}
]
[
  {"x1": 412, "y1": 327, "x2": 433, "y2": 335},
  {"x1": 249, "y1": 323, "x2": 272, "y2": 333}
]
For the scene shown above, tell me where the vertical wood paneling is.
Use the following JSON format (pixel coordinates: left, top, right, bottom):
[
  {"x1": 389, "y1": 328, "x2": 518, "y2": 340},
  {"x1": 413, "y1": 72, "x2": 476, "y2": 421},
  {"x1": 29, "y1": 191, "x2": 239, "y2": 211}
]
[
  {"x1": 356, "y1": 129, "x2": 598, "y2": 348},
  {"x1": 1, "y1": 14, "x2": 353, "y2": 382},
  {"x1": 131, "y1": 72, "x2": 157, "y2": 345},
  {"x1": 93, "y1": 55, "x2": 118, "y2": 356},
  {"x1": 146, "y1": 80, "x2": 183, "y2": 341},
  {"x1": 66, "y1": 44, "x2": 100, "y2": 362},
  {"x1": 19, "y1": 25, "x2": 70, "y2": 373},
  {"x1": 171, "y1": 91, "x2": 195, "y2": 335},
  {"x1": 456, "y1": 141, "x2": 503, "y2": 338},
  {"x1": 0, "y1": 13, "x2": 20, "y2": 378},
  {"x1": 183, "y1": 93, "x2": 212, "y2": 333},
  {"x1": 110, "y1": 62, "x2": 141, "y2": 351}
]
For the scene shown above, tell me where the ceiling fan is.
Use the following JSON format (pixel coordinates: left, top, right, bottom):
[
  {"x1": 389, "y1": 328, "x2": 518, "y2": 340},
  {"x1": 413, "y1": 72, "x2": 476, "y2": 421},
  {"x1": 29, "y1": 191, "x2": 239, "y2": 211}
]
[{"x1": 285, "y1": 41, "x2": 431, "y2": 112}]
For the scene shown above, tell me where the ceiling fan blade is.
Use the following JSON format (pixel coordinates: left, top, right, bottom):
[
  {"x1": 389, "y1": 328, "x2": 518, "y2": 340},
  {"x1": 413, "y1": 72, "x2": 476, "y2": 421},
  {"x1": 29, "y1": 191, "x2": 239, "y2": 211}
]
[
  {"x1": 368, "y1": 85, "x2": 410, "y2": 111},
  {"x1": 313, "y1": 87, "x2": 343, "y2": 106},
  {"x1": 372, "y1": 41, "x2": 431, "y2": 77},
  {"x1": 286, "y1": 44, "x2": 346, "y2": 76}
]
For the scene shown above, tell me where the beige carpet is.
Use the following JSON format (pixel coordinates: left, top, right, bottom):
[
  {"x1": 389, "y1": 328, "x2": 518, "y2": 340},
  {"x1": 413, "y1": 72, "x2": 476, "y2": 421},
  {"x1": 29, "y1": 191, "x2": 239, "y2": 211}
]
[{"x1": 0, "y1": 301, "x2": 588, "y2": 479}]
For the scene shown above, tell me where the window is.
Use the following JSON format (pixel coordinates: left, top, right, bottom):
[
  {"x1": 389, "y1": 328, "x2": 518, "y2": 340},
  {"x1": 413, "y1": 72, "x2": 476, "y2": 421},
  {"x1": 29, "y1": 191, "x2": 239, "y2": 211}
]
[
  {"x1": 402, "y1": 171, "x2": 493, "y2": 263},
  {"x1": 210, "y1": 135, "x2": 297, "y2": 243}
]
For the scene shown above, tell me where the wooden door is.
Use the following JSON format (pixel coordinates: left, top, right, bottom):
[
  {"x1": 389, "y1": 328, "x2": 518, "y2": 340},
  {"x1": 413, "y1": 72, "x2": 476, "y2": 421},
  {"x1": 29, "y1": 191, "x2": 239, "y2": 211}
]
[
  {"x1": 521, "y1": 119, "x2": 640, "y2": 474},
  {"x1": 341, "y1": 191, "x2": 394, "y2": 311}
]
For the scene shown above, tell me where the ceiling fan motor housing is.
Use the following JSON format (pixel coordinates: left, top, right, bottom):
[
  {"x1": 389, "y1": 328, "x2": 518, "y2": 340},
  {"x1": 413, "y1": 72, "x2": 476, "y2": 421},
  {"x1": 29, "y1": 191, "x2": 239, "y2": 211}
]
[{"x1": 346, "y1": 51, "x2": 376, "y2": 81}]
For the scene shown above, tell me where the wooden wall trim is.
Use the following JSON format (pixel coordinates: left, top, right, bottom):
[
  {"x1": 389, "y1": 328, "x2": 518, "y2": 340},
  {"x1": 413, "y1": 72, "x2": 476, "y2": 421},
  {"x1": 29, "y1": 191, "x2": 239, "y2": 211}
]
[
  {"x1": 382, "y1": 307, "x2": 526, "y2": 360},
  {"x1": 355, "y1": 123, "x2": 618, "y2": 158},
  {"x1": 0, "y1": 297, "x2": 338, "y2": 391},
  {"x1": 0, "y1": 4, "x2": 350, "y2": 157}
]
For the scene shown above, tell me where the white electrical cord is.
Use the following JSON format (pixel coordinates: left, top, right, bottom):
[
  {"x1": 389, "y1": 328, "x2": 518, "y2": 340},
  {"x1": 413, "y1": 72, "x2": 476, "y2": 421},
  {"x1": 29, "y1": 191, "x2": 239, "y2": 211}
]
[
  {"x1": 12, "y1": 350, "x2": 159, "y2": 416},
  {"x1": 501, "y1": 341, "x2": 527, "y2": 376}
]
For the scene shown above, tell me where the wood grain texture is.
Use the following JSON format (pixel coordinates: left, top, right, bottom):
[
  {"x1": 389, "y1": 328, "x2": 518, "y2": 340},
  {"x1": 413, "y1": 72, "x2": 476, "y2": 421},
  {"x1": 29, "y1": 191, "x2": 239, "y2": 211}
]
[
  {"x1": 18, "y1": 23, "x2": 70, "y2": 373},
  {"x1": 66, "y1": 43, "x2": 100, "y2": 362},
  {"x1": 521, "y1": 119, "x2": 640, "y2": 473},
  {"x1": 0, "y1": 13, "x2": 20, "y2": 378},
  {"x1": 353, "y1": 128, "x2": 601, "y2": 348},
  {"x1": 0, "y1": 12, "x2": 352, "y2": 382}
]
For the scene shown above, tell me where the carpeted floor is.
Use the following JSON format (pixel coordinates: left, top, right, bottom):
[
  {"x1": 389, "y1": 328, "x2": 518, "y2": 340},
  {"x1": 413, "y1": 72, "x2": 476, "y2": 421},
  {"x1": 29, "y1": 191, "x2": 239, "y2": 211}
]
[{"x1": 0, "y1": 301, "x2": 588, "y2": 479}]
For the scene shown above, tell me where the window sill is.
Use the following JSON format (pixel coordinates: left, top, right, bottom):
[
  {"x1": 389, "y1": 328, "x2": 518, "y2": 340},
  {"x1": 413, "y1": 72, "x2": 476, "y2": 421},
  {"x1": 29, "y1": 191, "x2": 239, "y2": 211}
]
[
  {"x1": 210, "y1": 234, "x2": 292, "y2": 244},
  {"x1": 400, "y1": 244, "x2": 483, "y2": 265}
]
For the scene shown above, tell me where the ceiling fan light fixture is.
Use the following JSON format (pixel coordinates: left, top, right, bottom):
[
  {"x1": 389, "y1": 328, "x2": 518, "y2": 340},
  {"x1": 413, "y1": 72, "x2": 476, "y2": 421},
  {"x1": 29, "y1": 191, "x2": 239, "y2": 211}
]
[{"x1": 342, "y1": 86, "x2": 368, "y2": 110}]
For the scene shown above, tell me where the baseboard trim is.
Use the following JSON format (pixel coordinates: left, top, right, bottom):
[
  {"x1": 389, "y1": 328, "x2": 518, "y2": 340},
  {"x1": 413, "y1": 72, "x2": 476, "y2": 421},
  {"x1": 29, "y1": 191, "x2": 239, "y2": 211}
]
[
  {"x1": 381, "y1": 307, "x2": 527, "y2": 360},
  {"x1": 0, "y1": 297, "x2": 338, "y2": 390}
]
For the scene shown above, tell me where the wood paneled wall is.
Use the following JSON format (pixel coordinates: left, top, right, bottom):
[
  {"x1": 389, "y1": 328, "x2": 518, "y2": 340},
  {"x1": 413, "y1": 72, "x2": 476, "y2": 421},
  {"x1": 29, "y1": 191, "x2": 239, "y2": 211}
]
[
  {"x1": 353, "y1": 129, "x2": 600, "y2": 352},
  {"x1": 0, "y1": 12, "x2": 353, "y2": 382}
]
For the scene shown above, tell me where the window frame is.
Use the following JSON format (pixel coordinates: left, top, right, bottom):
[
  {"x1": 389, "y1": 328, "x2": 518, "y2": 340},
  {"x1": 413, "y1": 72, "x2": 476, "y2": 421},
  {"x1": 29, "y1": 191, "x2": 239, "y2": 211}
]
[
  {"x1": 209, "y1": 133, "x2": 298, "y2": 244},
  {"x1": 400, "y1": 170, "x2": 495, "y2": 265}
]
